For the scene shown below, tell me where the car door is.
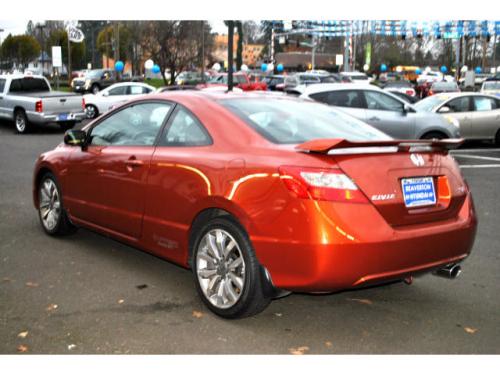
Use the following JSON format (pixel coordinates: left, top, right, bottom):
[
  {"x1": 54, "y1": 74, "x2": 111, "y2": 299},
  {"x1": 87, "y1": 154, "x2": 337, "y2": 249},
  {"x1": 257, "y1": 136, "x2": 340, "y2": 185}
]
[
  {"x1": 309, "y1": 89, "x2": 367, "y2": 121},
  {"x1": 142, "y1": 105, "x2": 213, "y2": 263},
  {"x1": 64, "y1": 101, "x2": 174, "y2": 239},
  {"x1": 438, "y1": 96, "x2": 473, "y2": 138},
  {"x1": 0, "y1": 78, "x2": 8, "y2": 119},
  {"x1": 362, "y1": 90, "x2": 415, "y2": 139},
  {"x1": 470, "y1": 96, "x2": 500, "y2": 140},
  {"x1": 98, "y1": 85, "x2": 130, "y2": 112}
]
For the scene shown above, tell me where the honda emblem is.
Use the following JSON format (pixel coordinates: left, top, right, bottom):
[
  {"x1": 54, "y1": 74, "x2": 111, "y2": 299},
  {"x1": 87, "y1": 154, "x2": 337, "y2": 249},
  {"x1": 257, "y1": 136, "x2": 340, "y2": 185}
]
[{"x1": 410, "y1": 154, "x2": 425, "y2": 167}]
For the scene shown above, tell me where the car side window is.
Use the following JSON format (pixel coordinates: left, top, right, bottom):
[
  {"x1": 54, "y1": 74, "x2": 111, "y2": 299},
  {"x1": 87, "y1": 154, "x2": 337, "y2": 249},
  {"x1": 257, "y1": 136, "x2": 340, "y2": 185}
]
[
  {"x1": 0, "y1": 79, "x2": 6, "y2": 93},
  {"x1": 446, "y1": 97, "x2": 470, "y2": 113},
  {"x1": 364, "y1": 91, "x2": 403, "y2": 111},
  {"x1": 9, "y1": 79, "x2": 22, "y2": 92},
  {"x1": 160, "y1": 107, "x2": 212, "y2": 147},
  {"x1": 108, "y1": 86, "x2": 127, "y2": 96},
  {"x1": 311, "y1": 90, "x2": 364, "y2": 109},
  {"x1": 473, "y1": 96, "x2": 497, "y2": 111},
  {"x1": 89, "y1": 102, "x2": 172, "y2": 146},
  {"x1": 128, "y1": 85, "x2": 146, "y2": 95}
]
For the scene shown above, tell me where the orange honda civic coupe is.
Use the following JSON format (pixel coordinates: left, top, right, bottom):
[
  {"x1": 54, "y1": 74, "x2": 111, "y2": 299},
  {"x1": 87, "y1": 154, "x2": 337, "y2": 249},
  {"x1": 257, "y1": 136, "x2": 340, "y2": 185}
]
[{"x1": 33, "y1": 91, "x2": 477, "y2": 318}]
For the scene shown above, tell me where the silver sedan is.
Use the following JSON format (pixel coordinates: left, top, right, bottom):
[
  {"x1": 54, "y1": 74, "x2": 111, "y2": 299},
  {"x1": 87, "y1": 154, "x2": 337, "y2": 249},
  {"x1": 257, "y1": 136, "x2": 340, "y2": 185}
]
[
  {"x1": 415, "y1": 93, "x2": 500, "y2": 144},
  {"x1": 300, "y1": 84, "x2": 460, "y2": 140}
]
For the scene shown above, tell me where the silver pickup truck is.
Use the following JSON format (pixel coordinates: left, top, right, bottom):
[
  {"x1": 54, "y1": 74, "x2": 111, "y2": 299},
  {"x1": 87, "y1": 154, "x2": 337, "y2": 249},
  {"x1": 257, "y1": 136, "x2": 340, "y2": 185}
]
[{"x1": 0, "y1": 74, "x2": 86, "y2": 134}]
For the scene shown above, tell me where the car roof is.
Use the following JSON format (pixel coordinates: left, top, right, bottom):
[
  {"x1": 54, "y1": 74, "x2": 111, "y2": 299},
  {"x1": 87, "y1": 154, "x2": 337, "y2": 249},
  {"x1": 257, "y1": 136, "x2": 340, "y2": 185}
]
[{"x1": 301, "y1": 82, "x2": 380, "y2": 95}]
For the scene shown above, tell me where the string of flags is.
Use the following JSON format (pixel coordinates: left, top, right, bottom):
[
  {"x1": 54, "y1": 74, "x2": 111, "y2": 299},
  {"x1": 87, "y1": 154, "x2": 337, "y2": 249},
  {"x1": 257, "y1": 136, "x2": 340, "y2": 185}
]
[{"x1": 272, "y1": 21, "x2": 500, "y2": 39}]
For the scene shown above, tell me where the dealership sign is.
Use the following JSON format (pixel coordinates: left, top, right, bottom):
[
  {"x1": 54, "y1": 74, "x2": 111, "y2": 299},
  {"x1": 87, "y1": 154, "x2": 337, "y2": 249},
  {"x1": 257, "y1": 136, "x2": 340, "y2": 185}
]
[{"x1": 67, "y1": 26, "x2": 85, "y2": 43}]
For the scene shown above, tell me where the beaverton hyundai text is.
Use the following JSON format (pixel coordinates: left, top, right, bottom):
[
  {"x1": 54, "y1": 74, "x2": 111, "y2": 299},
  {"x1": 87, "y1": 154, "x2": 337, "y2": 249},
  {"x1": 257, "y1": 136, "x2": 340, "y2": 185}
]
[{"x1": 33, "y1": 92, "x2": 477, "y2": 318}]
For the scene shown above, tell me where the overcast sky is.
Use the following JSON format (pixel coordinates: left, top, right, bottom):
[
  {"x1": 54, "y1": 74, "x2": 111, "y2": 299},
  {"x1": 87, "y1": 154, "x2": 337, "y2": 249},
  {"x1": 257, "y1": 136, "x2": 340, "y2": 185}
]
[{"x1": 0, "y1": 20, "x2": 228, "y2": 41}]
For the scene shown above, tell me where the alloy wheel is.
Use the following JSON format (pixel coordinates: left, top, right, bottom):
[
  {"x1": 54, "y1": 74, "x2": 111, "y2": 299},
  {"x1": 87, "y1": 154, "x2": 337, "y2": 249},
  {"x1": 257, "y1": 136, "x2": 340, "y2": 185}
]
[
  {"x1": 196, "y1": 229, "x2": 246, "y2": 309},
  {"x1": 15, "y1": 114, "x2": 26, "y2": 133},
  {"x1": 39, "y1": 179, "x2": 61, "y2": 231}
]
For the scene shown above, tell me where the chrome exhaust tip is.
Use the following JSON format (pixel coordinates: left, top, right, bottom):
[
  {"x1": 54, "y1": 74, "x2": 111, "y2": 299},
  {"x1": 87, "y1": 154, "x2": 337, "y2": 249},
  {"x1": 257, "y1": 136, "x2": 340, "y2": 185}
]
[{"x1": 434, "y1": 264, "x2": 462, "y2": 279}]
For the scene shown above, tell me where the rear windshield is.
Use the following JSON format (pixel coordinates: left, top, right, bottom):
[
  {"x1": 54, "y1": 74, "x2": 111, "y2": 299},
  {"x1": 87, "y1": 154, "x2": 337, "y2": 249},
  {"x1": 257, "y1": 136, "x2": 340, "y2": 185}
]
[
  {"x1": 220, "y1": 98, "x2": 391, "y2": 144},
  {"x1": 483, "y1": 81, "x2": 500, "y2": 90},
  {"x1": 349, "y1": 74, "x2": 368, "y2": 80},
  {"x1": 9, "y1": 78, "x2": 50, "y2": 92},
  {"x1": 385, "y1": 81, "x2": 412, "y2": 88}
]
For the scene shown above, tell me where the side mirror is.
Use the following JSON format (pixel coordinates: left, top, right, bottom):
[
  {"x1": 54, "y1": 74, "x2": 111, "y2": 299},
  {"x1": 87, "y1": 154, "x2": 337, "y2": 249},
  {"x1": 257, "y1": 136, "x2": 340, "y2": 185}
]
[
  {"x1": 402, "y1": 103, "x2": 412, "y2": 114},
  {"x1": 64, "y1": 130, "x2": 87, "y2": 147},
  {"x1": 102, "y1": 91, "x2": 109, "y2": 97},
  {"x1": 438, "y1": 106, "x2": 451, "y2": 113}
]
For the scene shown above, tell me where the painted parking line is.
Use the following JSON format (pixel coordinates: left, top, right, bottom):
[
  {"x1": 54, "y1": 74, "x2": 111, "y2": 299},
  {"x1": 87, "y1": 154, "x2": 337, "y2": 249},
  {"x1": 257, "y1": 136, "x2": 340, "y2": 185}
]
[
  {"x1": 452, "y1": 154, "x2": 500, "y2": 162},
  {"x1": 459, "y1": 164, "x2": 500, "y2": 169}
]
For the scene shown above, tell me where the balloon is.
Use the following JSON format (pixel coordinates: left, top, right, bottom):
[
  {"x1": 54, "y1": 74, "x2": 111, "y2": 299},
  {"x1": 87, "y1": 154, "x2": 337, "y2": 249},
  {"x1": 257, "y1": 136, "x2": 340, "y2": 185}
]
[
  {"x1": 266, "y1": 63, "x2": 274, "y2": 72},
  {"x1": 212, "y1": 63, "x2": 221, "y2": 72},
  {"x1": 396, "y1": 66, "x2": 403, "y2": 73},
  {"x1": 114, "y1": 60, "x2": 124, "y2": 72},
  {"x1": 241, "y1": 64, "x2": 249, "y2": 72},
  {"x1": 380, "y1": 64, "x2": 387, "y2": 72},
  {"x1": 363, "y1": 64, "x2": 369, "y2": 72},
  {"x1": 475, "y1": 66, "x2": 482, "y2": 74},
  {"x1": 152, "y1": 64, "x2": 160, "y2": 74},
  {"x1": 261, "y1": 63, "x2": 267, "y2": 72},
  {"x1": 461, "y1": 65, "x2": 468, "y2": 73},
  {"x1": 144, "y1": 59, "x2": 154, "y2": 70},
  {"x1": 415, "y1": 68, "x2": 422, "y2": 75},
  {"x1": 277, "y1": 63, "x2": 284, "y2": 72},
  {"x1": 440, "y1": 65, "x2": 447, "y2": 73}
]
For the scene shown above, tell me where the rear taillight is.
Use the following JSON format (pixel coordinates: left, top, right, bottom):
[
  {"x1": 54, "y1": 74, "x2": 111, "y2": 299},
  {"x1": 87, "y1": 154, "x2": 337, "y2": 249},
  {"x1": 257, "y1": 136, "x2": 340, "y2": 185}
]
[
  {"x1": 82, "y1": 98, "x2": 86, "y2": 110},
  {"x1": 35, "y1": 100, "x2": 43, "y2": 113},
  {"x1": 406, "y1": 89, "x2": 415, "y2": 96},
  {"x1": 428, "y1": 90, "x2": 434, "y2": 96},
  {"x1": 437, "y1": 176, "x2": 452, "y2": 207},
  {"x1": 279, "y1": 166, "x2": 368, "y2": 203}
]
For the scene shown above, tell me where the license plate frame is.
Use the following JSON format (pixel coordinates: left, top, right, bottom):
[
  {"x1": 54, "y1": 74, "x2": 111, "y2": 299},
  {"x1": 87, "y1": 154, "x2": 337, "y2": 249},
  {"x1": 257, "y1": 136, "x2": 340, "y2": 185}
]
[{"x1": 401, "y1": 176, "x2": 437, "y2": 208}]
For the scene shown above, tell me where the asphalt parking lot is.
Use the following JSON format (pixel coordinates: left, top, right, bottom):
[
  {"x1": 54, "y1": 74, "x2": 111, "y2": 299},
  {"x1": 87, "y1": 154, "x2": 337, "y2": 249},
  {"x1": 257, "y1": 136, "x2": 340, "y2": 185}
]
[{"x1": 0, "y1": 120, "x2": 499, "y2": 354}]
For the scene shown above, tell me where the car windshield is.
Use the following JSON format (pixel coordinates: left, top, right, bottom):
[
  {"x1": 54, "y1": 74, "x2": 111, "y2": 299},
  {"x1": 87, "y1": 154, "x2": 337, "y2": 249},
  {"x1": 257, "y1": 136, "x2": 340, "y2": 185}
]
[
  {"x1": 220, "y1": 98, "x2": 391, "y2": 144},
  {"x1": 483, "y1": 81, "x2": 500, "y2": 90},
  {"x1": 85, "y1": 70, "x2": 104, "y2": 78},
  {"x1": 414, "y1": 95, "x2": 448, "y2": 112}
]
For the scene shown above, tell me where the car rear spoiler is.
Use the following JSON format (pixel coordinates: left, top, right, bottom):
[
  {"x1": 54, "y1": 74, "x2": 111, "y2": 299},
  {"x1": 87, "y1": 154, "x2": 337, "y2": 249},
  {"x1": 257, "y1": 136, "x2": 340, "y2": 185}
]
[{"x1": 296, "y1": 138, "x2": 464, "y2": 155}]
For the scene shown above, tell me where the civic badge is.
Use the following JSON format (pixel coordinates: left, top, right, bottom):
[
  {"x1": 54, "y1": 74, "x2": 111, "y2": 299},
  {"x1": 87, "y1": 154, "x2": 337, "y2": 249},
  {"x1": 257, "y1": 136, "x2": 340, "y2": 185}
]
[{"x1": 410, "y1": 153, "x2": 425, "y2": 167}]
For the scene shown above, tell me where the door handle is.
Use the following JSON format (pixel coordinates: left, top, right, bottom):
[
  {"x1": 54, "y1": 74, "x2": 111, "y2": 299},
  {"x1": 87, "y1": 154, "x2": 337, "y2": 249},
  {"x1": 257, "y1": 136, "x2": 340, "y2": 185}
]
[
  {"x1": 125, "y1": 157, "x2": 144, "y2": 167},
  {"x1": 368, "y1": 116, "x2": 380, "y2": 121}
]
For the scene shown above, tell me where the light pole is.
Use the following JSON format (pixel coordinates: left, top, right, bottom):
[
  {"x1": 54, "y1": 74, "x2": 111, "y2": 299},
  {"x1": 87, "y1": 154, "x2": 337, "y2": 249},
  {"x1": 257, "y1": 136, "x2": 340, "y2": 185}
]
[{"x1": 36, "y1": 23, "x2": 46, "y2": 75}]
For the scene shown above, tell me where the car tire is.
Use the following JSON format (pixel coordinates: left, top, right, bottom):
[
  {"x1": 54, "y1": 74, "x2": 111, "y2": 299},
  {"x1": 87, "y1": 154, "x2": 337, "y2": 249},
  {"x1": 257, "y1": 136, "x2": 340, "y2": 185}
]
[
  {"x1": 14, "y1": 109, "x2": 31, "y2": 134},
  {"x1": 421, "y1": 131, "x2": 448, "y2": 140},
  {"x1": 495, "y1": 129, "x2": 500, "y2": 146},
  {"x1": 192, "y1": 217, "x2": 271, "y2": 319},
  {"x1": 85, "y1": 104, "x2": 99, "y2": 119},
  {"x1": 91, "y1": 84, "x2": 100, "y2": 95},
  {"x1": 37, "y1": 172, "x2": 77, "y2": 236},
  {"x1": 60, "y1": 121, "x2": 76, "y2": 131}
]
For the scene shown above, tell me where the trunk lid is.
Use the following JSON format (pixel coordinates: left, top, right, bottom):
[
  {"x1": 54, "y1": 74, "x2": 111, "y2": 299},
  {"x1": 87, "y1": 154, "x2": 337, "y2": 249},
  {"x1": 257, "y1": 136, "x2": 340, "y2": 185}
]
[
  {"x1": 40, "y1": 93, "x2": 83, "y2": 116},
  {"x1": 297, "y1": 138, "x2": 467, "y2": 227}
]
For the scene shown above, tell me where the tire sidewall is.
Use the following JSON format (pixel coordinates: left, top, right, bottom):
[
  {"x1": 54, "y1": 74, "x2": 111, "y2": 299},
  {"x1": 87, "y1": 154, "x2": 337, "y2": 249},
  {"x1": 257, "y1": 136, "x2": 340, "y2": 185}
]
[{"x1": 192, "y1": 217, "x2": 260, "y2": 319}]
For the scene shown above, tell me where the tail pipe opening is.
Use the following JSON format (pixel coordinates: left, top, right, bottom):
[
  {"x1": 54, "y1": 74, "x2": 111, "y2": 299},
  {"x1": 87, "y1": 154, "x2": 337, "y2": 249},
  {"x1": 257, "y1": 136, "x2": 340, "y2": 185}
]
[{"x1": 434, "y1": 264, "x2": 462, "y2": 279}]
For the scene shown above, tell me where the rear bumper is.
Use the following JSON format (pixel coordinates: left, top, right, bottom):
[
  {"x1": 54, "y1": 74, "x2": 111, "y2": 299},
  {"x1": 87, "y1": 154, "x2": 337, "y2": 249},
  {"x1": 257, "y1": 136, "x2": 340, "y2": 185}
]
[
  {"x1": 251, "y1": 192, "x2": 477, "y2": 292},
  {"x1": 27, "y1": 111, "x2": 86, "y2": 124}
]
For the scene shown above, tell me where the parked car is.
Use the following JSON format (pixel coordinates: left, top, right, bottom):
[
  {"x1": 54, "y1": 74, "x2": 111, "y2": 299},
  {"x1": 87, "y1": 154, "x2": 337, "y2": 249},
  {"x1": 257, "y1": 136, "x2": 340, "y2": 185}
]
[
  {"x1": 283, "y1": 73, "x2": 321, "y2": 94},
  {"x1": 175, "y1": 71, "x2": 209, "y2": 85},
  {"x1": 382, "y1": 80, "x2": 416, "y2": 97},
  {"x1": 33, "y1": 91, "x2": 477, "y2": 318},
  {"x1": 300, "y1": 83, "x2": 460, "y2": 139},
  {"x1": 428, "y1": 81, "x2": 460, "y2": 96},
  {"x1": 414, "y1": 93, "x2": 500, "y2": 144},
  {"x1": 83, "y1": 82, "x2": 155, "y2": 119},
  {"x1": 340, "y1": 72, "x2": 373, "y2": 83},
  {"x1": 262, "y1": 75, "x2": 285, "y2": 91},
  {"x1": 200, "y1": 73, "x2": 267, "y2": 91},
  {"x1": 387, "y1": 90, "x2": 420, "y2": 104},
  {"x1": 0, "y1": 73, "x2": 86, "y2": 134},
  {"x1": 480, "y1": 81, "x2": 500, "y2": 97},
  {"x1": 71, "y1": 69, "x2": 117, "y2": 94}
]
